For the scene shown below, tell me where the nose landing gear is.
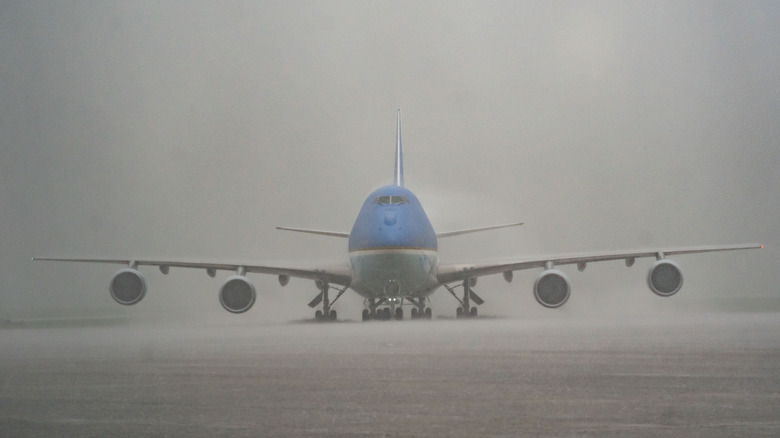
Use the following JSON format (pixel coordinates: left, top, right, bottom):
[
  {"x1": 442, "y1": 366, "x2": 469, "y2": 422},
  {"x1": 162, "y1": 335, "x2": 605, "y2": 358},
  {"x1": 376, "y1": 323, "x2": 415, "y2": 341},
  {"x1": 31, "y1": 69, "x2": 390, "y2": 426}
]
[{"x1": 362, "y1": 297, "x2": 432, "y2": 321}]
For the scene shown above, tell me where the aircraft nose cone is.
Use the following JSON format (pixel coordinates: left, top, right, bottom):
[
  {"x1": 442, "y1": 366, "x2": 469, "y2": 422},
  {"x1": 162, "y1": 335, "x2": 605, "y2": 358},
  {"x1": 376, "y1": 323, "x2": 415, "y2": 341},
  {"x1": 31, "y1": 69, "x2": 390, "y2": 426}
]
[{"x1": 384, "y1": 210, "x2": 397, "y2": 226}]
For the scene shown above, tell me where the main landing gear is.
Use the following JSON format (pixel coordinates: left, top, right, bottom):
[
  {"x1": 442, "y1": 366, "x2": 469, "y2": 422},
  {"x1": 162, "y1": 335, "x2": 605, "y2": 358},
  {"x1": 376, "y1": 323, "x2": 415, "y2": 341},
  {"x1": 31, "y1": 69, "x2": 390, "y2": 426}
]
[
  {"x1": 361, "y1": 297, "x2": 432, "y2": 321},
  {"x1": 308, "y1": 282, "x2": 349, "y2": 321},
  {"x1": 408, "y1": 297, "x2": 433, "y2": 320},
  {"x1": 443, "y1": 278, "x2": 484, "y2": 319}
]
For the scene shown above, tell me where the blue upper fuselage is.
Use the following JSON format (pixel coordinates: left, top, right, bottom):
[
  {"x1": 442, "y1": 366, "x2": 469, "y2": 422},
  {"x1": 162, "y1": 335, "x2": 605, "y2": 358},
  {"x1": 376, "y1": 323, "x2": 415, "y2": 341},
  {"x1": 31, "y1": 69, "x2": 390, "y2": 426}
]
[{"x1": 348, "y1": 185, "x2": 437, "y2": 252}]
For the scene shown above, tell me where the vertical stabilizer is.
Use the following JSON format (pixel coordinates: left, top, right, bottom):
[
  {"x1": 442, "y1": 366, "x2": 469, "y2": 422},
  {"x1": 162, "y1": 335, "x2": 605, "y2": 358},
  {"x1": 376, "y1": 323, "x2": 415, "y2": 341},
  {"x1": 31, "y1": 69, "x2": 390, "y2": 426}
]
[{"x1": 394, "y1": 109, "x2": 404, "y2": 187}]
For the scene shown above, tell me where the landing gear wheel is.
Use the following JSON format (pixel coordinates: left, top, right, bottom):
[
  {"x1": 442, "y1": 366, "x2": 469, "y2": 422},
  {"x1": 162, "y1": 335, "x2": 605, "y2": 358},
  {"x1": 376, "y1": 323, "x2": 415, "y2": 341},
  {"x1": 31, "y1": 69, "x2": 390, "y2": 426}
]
[
  {"x1": 456, "y1": 307, "x2": 463, "y2": 318},
  {"x1": 425, "y1": 307, "x2": 432, "y2": 319},
  {"x1": 383, "y1": 307, "x2": 391, "y2": 320},
  {"x1": 362, "y1": 309, "x2": 370, "y2": 321},
  {"x1": 470, "y1": 307, "x2": 478, "y2": 318},
  {"x1": 395, "y1": 307, "x2": 403, "y2": 321},
  {"x1": 411, "y1": 308, "x2": 419, "y2": 319},
  {"x1": 330, "y1": 310, "x2": 337, "y2": 320},
  {"x1": 315, "y1": 310, "x2": 323, "y2": 320}
]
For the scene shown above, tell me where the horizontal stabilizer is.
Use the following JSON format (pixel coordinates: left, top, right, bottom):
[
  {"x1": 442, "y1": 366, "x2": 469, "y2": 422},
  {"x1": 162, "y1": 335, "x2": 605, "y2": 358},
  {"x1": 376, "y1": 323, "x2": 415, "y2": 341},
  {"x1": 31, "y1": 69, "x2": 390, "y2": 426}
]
[
  {"x1": 437, "y1": 222, "x2": 523, "y2": 238},
  {"x1": 276, "y1": 227, "x2": 349, "y2": 238}
]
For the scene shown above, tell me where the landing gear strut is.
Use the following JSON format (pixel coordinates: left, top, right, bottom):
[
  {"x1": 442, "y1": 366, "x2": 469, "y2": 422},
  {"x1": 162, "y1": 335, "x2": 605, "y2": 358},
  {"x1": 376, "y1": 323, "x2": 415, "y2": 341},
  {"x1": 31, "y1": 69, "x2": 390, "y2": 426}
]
[
  {"x1": 444, "y1": 279, "x2": 484, "y2": 319},
  {"x1": 367, "y1": 298, "x2": 400, "y2": 320},
  {"x1": 362, "y1": 297, "x2": 432, "y2": 321},
  {"x1": 362, "y1": 298, "x2": 380, "y2": 321},
  {"x1": 408, "y1": 297, "x2": 432, "y2": 320},
  {"x1": 308, "y1": 282, "x2": 348, "y2": 321},
  {"x1": 363, "y1": 298, "x2": 386, "y2": 321}
]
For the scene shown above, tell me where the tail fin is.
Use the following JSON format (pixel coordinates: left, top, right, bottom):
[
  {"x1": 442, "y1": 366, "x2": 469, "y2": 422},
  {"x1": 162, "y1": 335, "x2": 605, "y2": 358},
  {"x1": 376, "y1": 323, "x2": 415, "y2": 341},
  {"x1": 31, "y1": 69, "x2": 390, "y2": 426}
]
[{"x1": 394, "y1": 108, "x2": 404, "y2": 187}]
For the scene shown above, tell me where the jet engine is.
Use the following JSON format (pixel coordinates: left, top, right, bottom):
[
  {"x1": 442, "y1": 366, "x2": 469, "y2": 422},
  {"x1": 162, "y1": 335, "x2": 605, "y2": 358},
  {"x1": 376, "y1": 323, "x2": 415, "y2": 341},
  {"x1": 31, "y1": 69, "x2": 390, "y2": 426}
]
[
  {"x1": 109, "y1": 268, "x2": 147, "y2": 305},
  {"x1": 533, "y1": 269, "x2": 571, "y2": 308},
  {"x1": 219, "y1": 275, "x2": 256, "y2": 314},
  {"x1": 647, "y1": 260, "x2": 683, "y2": 297}
]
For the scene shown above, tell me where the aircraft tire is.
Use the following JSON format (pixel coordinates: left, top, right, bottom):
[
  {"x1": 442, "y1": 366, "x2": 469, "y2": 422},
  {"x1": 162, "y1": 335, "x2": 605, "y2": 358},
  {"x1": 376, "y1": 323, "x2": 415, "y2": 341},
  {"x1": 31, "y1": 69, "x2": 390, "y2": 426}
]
[
  {"x1": 424, "y1": 308, "x2": 432, "y2": 319},
  {"x1": 470, "y1": 307, "x2": 478, "y2": 318}
]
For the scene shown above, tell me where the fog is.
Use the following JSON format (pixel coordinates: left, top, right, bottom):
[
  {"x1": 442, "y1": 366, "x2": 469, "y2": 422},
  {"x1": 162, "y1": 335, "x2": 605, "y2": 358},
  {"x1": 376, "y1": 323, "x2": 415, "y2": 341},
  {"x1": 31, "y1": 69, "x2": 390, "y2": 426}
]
[
  {"x1": 2, "y1": 315, "x2": 779, "y2": 435},
  {"x1": 1, "y1": 1, "x2": 777, "y2": 322}
]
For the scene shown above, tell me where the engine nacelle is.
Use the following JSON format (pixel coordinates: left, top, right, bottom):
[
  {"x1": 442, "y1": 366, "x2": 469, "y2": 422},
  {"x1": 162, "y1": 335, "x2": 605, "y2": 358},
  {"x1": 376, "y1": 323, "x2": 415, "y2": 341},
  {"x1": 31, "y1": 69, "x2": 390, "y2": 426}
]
[
  {"x1": 533, "y1": 269, "x2": 571, "y2": 308},
  {"x1": 647, "y1": 260, "x2": 683, "y2": 297},
  {"x1": 219, "y1": 275, "x2": 256, "y2": 314},
  {"x1": 110, "y1": 268, "x2": 147, "y2": 306}
]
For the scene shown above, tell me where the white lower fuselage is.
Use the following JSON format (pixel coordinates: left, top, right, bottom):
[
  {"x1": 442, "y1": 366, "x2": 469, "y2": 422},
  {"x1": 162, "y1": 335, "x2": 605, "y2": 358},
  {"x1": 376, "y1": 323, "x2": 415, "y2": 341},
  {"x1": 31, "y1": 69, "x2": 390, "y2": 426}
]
[{"x1": 349, "y1": 249, "x2": 440, "y2": 299}]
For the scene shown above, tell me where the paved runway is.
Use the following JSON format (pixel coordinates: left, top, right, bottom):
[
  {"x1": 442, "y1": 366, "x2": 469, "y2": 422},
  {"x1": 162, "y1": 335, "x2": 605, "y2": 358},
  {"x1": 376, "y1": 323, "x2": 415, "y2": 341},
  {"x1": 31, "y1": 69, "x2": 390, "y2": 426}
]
[{"x1": 1, "y1": 313, "x2": 778, "y2": 437}]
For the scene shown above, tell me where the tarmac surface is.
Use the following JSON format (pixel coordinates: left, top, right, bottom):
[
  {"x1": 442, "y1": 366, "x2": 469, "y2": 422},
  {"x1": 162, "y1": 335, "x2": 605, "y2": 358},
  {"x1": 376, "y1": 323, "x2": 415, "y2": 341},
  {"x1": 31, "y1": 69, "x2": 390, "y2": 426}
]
[{"x1": 1, "y1": 312, "x2": 778, "y2": 437}]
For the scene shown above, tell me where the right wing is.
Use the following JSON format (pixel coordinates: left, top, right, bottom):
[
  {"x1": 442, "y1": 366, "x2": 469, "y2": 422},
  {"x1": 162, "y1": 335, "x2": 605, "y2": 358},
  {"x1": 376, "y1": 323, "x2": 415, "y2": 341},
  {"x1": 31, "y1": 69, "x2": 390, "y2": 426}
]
[{"x1": 436, "y1": 243, "x2": 763, "y2": 285}]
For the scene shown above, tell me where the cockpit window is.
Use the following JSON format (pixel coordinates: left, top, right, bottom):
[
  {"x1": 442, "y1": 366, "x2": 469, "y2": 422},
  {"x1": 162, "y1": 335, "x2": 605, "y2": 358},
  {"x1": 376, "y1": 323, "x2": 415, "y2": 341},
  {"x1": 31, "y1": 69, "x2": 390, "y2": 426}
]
[{"x1": 373, "y1": 195, "x2": 408, "y2": 205}]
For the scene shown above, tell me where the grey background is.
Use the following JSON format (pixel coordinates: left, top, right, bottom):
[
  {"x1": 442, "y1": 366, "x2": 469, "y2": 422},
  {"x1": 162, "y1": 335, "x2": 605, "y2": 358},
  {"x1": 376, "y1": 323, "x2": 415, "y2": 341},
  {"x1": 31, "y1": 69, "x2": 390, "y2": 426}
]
[{"x1": 1, "y1": 1, "x2": 777, "y2": 321}]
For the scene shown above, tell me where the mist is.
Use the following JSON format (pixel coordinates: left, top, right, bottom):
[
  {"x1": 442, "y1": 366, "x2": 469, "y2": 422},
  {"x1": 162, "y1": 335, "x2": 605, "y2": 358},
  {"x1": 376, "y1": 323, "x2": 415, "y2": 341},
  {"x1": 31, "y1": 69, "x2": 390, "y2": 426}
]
[{"x1": 1, "y1": 1, "x2": 777, "y2": 322}]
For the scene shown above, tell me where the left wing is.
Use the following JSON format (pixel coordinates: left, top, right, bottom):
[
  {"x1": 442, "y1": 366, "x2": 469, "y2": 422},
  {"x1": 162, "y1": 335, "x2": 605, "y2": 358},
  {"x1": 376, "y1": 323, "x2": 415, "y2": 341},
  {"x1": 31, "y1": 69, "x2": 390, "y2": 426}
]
[
  {"x1": 32, "y1": 256, "x2": 352, "y2": 314},
  {"x1": 437, "y1": 243, "x2": 763, "y2": 284},
  {"x1": 31, "y1": 257, "x2": 352, "y2": 286}
]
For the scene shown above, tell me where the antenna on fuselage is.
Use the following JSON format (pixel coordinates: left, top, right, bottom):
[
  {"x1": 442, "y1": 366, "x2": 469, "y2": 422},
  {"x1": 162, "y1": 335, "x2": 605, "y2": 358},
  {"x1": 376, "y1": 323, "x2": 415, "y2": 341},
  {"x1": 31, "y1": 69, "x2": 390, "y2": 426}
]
[{"x1": 394, "y1": 108, "x2": 404, "y2": 187}]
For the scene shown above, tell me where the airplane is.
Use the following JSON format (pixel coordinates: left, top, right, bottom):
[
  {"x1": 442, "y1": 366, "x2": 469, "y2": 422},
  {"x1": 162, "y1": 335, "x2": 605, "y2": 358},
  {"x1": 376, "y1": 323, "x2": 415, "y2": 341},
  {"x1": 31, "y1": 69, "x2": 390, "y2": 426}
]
[{"x1": 33, "y1": 110, "x2": 763, "y2": 321}]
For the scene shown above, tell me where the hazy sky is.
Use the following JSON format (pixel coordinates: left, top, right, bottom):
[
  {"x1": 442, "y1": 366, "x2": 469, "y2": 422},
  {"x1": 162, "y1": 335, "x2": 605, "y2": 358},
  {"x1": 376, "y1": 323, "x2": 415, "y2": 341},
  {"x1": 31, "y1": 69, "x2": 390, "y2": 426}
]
[{"x1": 1, "y1": 1, "x2": 777, "y2": 321}]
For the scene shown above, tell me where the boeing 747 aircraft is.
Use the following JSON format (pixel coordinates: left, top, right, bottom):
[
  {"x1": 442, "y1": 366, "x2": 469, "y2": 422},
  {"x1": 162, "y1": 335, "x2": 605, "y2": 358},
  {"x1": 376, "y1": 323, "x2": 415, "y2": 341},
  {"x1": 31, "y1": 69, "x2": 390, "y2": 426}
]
[{"x1": 34, "y1": 111, "x2": 762, "y2": 320}]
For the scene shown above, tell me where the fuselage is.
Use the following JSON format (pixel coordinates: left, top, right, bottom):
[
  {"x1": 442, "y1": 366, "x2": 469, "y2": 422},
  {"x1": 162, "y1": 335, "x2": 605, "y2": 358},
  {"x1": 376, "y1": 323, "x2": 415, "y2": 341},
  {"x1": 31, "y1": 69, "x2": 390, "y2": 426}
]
[{"x1": 348, "y1": 185, "x2": 440, "y2": 299}]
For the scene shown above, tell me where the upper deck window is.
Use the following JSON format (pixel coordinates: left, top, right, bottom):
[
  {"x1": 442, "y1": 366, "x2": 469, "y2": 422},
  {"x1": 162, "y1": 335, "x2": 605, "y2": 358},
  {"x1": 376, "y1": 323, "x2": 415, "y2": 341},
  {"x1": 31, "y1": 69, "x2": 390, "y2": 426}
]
[{"x1": 373, "y1": 195, "x2": 408, "y2": 205}]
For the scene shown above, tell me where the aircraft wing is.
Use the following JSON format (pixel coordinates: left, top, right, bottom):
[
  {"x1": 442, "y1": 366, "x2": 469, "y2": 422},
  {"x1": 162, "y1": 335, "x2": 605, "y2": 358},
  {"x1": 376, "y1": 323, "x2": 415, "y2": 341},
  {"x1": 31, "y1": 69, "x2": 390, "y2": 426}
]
[
  {"x1": 31, "y1": 257, "x2": 352, "y2": 286},
  {"x1": 436, "y1": 243, "x2": 763, "y2": 284}
]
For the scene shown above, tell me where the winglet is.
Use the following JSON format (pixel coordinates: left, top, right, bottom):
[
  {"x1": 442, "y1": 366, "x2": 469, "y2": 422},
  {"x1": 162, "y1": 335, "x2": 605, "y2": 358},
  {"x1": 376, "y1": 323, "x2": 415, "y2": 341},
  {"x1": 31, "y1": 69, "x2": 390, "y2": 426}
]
[{"x1": 394, "y1": 108, "x2": 404, "y2": 187}]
